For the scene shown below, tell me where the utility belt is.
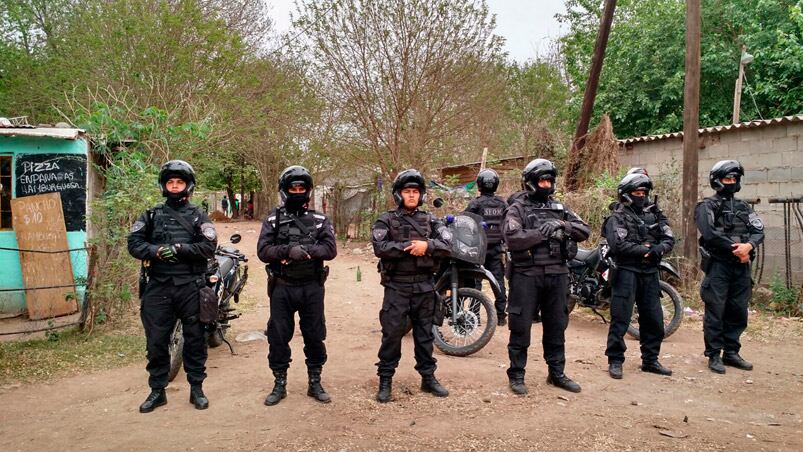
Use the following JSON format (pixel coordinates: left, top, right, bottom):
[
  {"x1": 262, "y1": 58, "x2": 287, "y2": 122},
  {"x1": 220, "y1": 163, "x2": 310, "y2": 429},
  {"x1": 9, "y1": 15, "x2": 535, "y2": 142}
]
[
  {"x1": 381, "y1": 273, "x2": 433, "y2": 284},
  {"x1": 509, "y1": 243, "x2": 570, "y2": 267},
  {"x1": 266, "y1": 262, "x2": 329, "y2": 288},
  {"x1": 138, "y1": 260, "x2": 207, "y2": 297}
]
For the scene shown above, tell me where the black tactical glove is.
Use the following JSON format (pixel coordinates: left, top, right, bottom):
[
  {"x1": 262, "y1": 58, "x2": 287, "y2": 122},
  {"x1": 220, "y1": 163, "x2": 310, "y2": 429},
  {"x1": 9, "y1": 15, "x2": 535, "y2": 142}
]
[
  {"x1": 644, "y1": 246, "x2": 663, "y2": 264},
  {"x1": 538, "y1": 219, "x2": 564, "y2": 238},
  {"x1": 156, "y1": 245, "x2": 179, "y2": 263},
  {"x1": 288, "y1": 245, "x2": 311, "y2": 261}
]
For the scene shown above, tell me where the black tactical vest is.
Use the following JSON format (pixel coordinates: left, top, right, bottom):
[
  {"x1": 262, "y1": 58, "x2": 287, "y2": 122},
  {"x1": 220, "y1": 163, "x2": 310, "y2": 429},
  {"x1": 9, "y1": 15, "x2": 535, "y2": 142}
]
[
  {"x1": 477, "y1": 195, "x2": 506, "y2": 245},
  {"x1": 510, "y1": 200, "x2": 570, "y2": 267},
  {"x1": 384, "y1": 210, "x2": 435, "y2": 275},
  {"x1": 702, "y1": 197, "x2": 752, "y2": 259},
  {"x1": 148, "y1": 204, "x2": 207, "y2": 275},
  {"x1": 613, "y1": 206, "x2": 663, "y2": 267},
  {"x1": 269, "y1": 208, "x2": 325, "y2": 280}
]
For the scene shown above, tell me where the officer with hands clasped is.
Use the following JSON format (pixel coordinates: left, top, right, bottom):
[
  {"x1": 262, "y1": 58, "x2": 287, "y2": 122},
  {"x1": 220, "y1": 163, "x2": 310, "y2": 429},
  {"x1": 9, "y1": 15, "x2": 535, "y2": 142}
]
[
  {"x1": 695, "y1": 160, "x2": 764, "y2": 374},
  {"x1": 504, "y1": 159, "x2": 590, "y2": 394},
  {"x1": 257, "y1": 166, "x2": 337, "y2": 406},
  {"x1": 464, "y1": 169, "x2": 509, "y2": 325},
  {"x1": 128, "y1": 160, "x2": 218, "y2": 413},
  {"x1": 371, "y1": 169, "x2": 453, "y2": 403},
  {"x1": 603, "y1": 172, "x2": 675, "y2": 379}
]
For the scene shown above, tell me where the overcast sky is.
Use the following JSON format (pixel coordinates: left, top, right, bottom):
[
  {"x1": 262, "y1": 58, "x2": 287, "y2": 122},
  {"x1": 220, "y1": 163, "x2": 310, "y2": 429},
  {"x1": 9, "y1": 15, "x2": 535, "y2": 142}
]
[{"x1": 267, "y1": 0, "x2": 569, "y2": 62}]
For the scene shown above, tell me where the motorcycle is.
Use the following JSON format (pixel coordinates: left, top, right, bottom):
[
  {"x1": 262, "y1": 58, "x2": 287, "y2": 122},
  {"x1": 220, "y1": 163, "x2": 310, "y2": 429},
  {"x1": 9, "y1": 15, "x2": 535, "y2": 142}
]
[
  {"x1": 566, "y1": 240, "x2": 684, "y2": 339},
  {"x1": 428, "y1": 199, "x2": 503, "y2": 356},
  {"x1": 168, "y1": 233, "x2": 249, "y2": 382}
]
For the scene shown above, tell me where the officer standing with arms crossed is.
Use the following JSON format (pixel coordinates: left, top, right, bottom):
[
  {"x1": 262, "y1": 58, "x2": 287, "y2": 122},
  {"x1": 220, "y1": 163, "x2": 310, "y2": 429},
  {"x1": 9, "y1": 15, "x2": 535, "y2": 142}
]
[
  {"x1": 464, "y1": 169, "x2": 509, "y2": 325},
  {"x1": 371, "y1": 169, "x2": 452, "y2": 403},
  {"x1": 257, "y1": 166, "x2": 337, "y2": 406},
  {"x1": 128, "y1": 160, "x2": 217, "y2": 412},
  {"x1": 695, "y1": 160, "x2": 764, "y2": 374},
  {"x1": 603, "y1": 172, "x2": 675, "y2": 379},
  {"x1": 503, "y1": 159, "x2": 590, "y2": 394}
]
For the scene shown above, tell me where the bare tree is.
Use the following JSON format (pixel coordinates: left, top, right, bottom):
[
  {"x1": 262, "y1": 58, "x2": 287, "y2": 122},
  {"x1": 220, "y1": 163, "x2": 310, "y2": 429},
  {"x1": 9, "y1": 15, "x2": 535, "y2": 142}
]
[{"x1": 295, "y1": 0, "x2": 505, "y2": 201}]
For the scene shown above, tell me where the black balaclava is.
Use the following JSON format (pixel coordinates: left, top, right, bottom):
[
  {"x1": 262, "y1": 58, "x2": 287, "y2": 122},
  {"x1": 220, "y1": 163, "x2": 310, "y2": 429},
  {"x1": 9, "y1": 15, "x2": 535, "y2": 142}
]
[{"x1": 285, "y1": 183, "x2": 309, "y2": 213}]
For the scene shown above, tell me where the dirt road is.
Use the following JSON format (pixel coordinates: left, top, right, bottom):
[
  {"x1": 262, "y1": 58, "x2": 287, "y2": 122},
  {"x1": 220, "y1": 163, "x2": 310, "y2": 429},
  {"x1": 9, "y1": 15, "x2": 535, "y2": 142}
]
[{"x1": 1, "y1": 221, "x2": 801, "y2": 451}]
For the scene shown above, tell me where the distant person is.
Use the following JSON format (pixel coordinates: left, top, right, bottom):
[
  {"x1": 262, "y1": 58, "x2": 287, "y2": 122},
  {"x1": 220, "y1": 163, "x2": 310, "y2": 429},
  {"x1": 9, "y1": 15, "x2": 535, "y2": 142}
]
[
  {"x1": 695, "y1": 160, "x2": 764, "y2": 374},
  {"x1": 464, "y1": 169, "x2": 508, "y2": 325},
  {"x1": 221, "y1": 195, "x2": 229, "y2": 217},
  {"x1": 127, "y1": 160, "x2": 217, "y2": 413}
]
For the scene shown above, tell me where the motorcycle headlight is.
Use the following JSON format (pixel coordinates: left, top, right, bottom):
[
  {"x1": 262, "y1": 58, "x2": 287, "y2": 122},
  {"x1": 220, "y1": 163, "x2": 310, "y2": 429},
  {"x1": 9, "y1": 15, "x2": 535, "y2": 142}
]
[{"x1": 209, "y1": 275, "x2": 220, "y2": 283}]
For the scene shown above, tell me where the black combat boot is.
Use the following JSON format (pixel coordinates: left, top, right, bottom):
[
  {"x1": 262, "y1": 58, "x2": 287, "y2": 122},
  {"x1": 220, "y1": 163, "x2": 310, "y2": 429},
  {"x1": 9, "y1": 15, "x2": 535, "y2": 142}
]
[
  {"x1": 307, "y1": 368, "x2": 331, "y2": 403},
  {"x1": 420, "y1": 375, "x2": 449, "y2": 397},
  {"x1": 509, "y1": 376, "x2": 528, "y2": 395},
  {"x1": 497, "y1": 316, "x2": 507, "y2": 327},
  {"x1": 641, "y1": 361, "x2": 672, "y2": 376},
  {"x1": 139, "y1": 389, "x2": 167, "y2": 413},
  {"x1": 376, "y1": 376, "x2": 392, "y2": 403},
  {"x1": 189, "y1": 385, "x2": 209, "y2": 410},
  {"x1": 546, "y1": 371, "x2": 582, "y2": 393},
  {"x1": 723, "y1": 352, "x2": 753, "y2": 371},
  {"x1": 608, "y1": 362, "x2": 623, "y2": 379},
  {"x1": 264, "y1": 371, "x2": 288, "y2": 406},
  {"x1": 708, "y1": 355, "x2": 726, "y2": 374}
]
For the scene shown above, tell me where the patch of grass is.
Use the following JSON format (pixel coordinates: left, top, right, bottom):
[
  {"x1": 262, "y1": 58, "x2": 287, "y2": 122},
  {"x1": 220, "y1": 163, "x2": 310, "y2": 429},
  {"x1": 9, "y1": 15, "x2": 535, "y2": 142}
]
[{"x1": 0, "y1": 328, "x2": 145, "y2": 386}]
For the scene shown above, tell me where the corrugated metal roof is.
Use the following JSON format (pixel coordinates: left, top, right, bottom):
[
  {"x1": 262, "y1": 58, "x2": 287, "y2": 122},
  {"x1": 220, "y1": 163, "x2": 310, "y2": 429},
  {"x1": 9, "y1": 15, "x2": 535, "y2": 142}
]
[
  {"x1": 0, "y1": 127, "x2": 85, "y2": 140},
  {"x1": 619, "y1": 115, "x2": 803, "y2": 145}
]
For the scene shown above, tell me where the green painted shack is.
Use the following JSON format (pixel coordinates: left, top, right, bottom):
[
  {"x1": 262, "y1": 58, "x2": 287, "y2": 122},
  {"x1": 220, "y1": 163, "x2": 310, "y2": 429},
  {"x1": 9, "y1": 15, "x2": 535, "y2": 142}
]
[{"x1": 0, "y1": 126, "x2": 97, "y2": 318}]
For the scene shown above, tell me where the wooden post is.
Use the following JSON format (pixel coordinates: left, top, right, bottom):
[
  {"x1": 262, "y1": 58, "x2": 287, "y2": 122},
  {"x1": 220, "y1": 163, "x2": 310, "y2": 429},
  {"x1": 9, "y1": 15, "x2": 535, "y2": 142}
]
[
  {"x1": 732, "y1": 45, "x2": 747, "y2": 124},
  {"x1": 565, "y1": 0, "x2": 617, "y2": 191},
  {"x1": 682, "y1": 0, "x2": 701, "y2": 263},
  {"x1": 479, "y1": 147, "x2": 488, "y2": 172}
]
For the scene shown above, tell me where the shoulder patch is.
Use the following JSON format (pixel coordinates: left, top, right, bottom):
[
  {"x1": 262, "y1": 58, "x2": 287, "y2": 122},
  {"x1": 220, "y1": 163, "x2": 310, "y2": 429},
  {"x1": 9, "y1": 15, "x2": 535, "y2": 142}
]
[
  {"x1": 372, "y1": 228, "x2": 388, "y2": 241},
  {"x1": 748, "y1": 212, "x2": 764, "y2": 231},
  {"x1": 131, "y1": 221, "x2": 145, "y2": 233},
  {"x1": 200, "y1": 222, "x2": 217, "y2": 241},
  {"x1": 616, "y1": 227, "x2": 628, "y2": 239},
  {"x1": 507, "y1": 217, "x2": 522, "y2": 232},
  {"x1": 552, "y1": 202, "x2": 564, "y2": 210}
]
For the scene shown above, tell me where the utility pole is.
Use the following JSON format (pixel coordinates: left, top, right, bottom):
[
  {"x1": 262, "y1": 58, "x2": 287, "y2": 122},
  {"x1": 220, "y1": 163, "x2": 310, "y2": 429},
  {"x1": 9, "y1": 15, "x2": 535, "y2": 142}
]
[
  {"x1": 732, "y1": 45, "x2": 754, "y2": 124},
  {"x1": 565, "y1": 0, "x2": 617, "y2": 192},
  {"x1": 682, "y1": 0, "x2": 701, "y2": 263}
]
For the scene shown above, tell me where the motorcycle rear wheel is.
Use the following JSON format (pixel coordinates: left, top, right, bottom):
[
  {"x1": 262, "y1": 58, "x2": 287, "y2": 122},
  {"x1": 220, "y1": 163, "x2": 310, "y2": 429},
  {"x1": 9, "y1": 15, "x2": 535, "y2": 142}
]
[
  {"x1": 433, "y1": 287, "x2": 497, "y2": 356},
  {"x1": 167, "y1": 320, "x2": 184, "y2": 382},
  {"x1": 627, "y1": 280, "x2": 684, "y2": 340}
]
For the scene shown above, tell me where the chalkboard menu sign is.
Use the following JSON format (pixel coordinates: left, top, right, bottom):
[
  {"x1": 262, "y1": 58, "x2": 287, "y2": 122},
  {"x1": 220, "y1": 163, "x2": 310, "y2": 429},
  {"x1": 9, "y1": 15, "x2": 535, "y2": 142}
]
[{"x1": 15, "y1": 153, "x2": 87, "y2": 232}]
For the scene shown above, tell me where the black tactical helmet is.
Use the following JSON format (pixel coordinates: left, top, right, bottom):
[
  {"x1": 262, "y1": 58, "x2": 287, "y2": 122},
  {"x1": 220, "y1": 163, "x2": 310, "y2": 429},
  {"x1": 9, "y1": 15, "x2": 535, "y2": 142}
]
[
  {"x1": 392, "y1": 169, "x2": 427, "y2": 207},
  {"x1": 618, "y1": 173, "x2": 653, "y2": 204},
  {"x1": 477, "y1": 169, "x2": 500, "y2": 194},
  {"x1": 159, "y1": 160, "x2": 196, "y2": 197},
  {"x1": 709, "y1": 160, "x2": 744, "y2": 192},
  {"x1": 278, "y1": 165, "x2": 313, "y2": 203},
  {"x1": 521, "y1": 158, "x2": 557, "y2": 193},
  {"x1": 627, "y1": 167, "x2": 649, "y2": 176}
]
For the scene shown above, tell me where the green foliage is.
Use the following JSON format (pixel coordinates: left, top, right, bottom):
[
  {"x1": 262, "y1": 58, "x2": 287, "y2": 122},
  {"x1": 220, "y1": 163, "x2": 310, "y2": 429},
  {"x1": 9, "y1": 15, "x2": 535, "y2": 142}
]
[
  {"x1": 559, "y1": 0, "x2": 803, "y2": 138},
  {"x1": 768, "y1": 273, "x2": 802, "y2": 315}
]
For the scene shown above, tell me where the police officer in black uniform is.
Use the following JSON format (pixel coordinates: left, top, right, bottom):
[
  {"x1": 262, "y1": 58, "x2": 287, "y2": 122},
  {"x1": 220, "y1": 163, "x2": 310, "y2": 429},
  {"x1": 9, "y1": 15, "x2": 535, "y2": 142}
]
[
  {"x1": 603, "y1": 172, "x2": 675, "y2": 379},
  {"x1": 257, "y1": 166, "x2": 337, "y2": 406},
  {"x1": 503, "y1": 159, "x2": 590, "y2": 394},
  {"x1": 128, "y1": 160, "x2": 217, "y2": 413},
  {"x1": 695, "y1": 160, "x2": 764, "y2": 374},
  {"x1": 464, "y1": 169, "x2": 509, "y2": 325},
  {"x1": 372, "y1": 169, "x2": 452, "y2": 403}
]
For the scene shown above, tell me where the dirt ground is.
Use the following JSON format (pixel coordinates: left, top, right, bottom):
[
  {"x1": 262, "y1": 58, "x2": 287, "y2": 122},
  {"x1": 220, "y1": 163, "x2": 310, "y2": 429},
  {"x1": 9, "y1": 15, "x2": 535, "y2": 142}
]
[{"x1": 1, "y1": 220, "x2": 802, "y2": 451}]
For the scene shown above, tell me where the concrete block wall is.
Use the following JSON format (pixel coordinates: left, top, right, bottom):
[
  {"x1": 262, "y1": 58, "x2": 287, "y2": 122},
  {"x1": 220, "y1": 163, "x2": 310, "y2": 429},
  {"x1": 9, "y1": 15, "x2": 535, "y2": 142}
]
[{"x1": 618, "y1": 121, "x2": 803, "y2": 285}]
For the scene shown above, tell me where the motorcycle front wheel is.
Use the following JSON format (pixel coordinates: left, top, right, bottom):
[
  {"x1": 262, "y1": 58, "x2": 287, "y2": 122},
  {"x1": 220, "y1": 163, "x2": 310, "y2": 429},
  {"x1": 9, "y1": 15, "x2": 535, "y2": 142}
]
[
  {"x1": 167, "y1": 320, "x2": 184, "y2": 382},
  {"x1": 627, "y1": 280, "x2": 684, "y2": 340},
  {"x1": 433, "y1": 287, "x2": 497, "y2": 356}
]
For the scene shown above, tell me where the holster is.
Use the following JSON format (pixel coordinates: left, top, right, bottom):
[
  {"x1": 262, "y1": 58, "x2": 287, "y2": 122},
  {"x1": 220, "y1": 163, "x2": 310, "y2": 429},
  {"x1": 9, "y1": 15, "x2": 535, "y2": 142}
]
[
  {"x1": 320, "y1": 266, "x2": 330, "y2": 285},
  {"x1": 433, "y1": 292, "x2": 445, "y2": 326},
  {"x1": 699, "y1": 246, "x2": 712, "y2": 273},
  {"x1": 199, "y1": 286, "x2": 219, "y2": 324},
  {"x1": 139, "y1": 262, "x2": 149, "y2": 298},
  {"x1": 266, "y1": 266, "x2": 277, "y2": 297}
]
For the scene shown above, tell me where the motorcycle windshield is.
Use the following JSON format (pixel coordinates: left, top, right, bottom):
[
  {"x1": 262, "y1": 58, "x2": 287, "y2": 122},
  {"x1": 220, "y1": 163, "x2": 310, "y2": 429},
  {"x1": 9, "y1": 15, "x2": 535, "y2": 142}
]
[{"x1": 447, "y1": 212, "x2": 487, "y2": 265}]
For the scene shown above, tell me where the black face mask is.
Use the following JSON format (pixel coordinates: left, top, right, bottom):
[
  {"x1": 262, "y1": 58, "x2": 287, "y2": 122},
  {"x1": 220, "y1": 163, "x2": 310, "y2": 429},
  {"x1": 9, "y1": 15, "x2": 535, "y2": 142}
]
[
  {"x1": 720, "y1": 182, "x2": 740, "y2": 196},
  {"x1": 630, "y1": 196, "x2": 646, "y2": 211},
  {"x1": 284, "y1": 192, "x2": 308, "y2": 212}
]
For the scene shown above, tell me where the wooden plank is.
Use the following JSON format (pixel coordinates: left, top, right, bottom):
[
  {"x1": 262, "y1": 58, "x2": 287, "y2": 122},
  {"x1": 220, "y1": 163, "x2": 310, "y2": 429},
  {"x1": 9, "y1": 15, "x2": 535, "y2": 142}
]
[{"x1": 11, "y1": 192, "x2": 77, "y2": 320}]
